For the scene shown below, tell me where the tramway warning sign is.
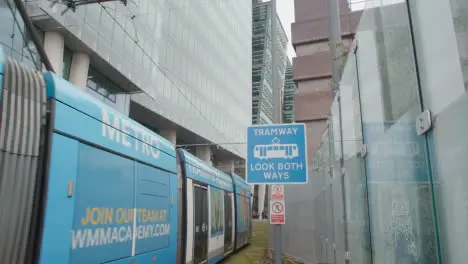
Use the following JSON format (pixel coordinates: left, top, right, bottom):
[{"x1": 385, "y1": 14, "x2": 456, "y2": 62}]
[
  {"x1": 270, "y1": 200, "x2": 285, "y2": 225},
  {"x1": 246, "y1": 124, "x2": 308, "y2": 184},
  {"x1": 271, "y1": 184, "x2": 284, "y2": 200}
]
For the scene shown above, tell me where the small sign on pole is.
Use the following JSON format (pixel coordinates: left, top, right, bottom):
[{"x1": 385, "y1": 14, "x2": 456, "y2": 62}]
[
  {"x1": 271, "y1": 184, "x2": 284, "y2": 200},
  {"x1": 270, "y1": 200, "x2": 285, "y2": 225}
]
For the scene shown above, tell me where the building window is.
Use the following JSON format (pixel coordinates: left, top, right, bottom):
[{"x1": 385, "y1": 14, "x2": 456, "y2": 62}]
[
  {"x1": 62, "y1": 47, "x2": 72, "y2": 80},
  {"x1": 86, "y1": 67, "x2": 124, "y2": 102}
]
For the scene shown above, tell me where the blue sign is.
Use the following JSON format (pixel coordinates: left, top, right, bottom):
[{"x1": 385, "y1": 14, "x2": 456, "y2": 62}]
[{"x1": 246, "y1": 124, "x2": 308, "y2": 184}]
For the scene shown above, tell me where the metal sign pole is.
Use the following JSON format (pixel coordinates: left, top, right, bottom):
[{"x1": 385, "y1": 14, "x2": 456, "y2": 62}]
[
  {"x1": 327, "y1": 0, "x2": 349, "y2": 262},
  {"x1": 270, "y1": 0, "x2": 282, "y2": 263}
]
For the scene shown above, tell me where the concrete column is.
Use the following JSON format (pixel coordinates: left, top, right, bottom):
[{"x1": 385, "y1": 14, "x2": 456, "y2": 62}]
[
  {"x1": 216, "y1": 159, "x2": 234, "y2": 173},
  {"x1": 159, "y1": 129, "x2": 177, "y2": 145},
  {"x1": 258, "y1": 184, "x2": 266, "y2": 217},
  {"x1": 69, "y1": 52, "x2": 90, "y2": 90},
  {"x1": 43, "y1": 31, "x2": 64, "y2": 74},
  {"x1": 196, "y1": 146, "x2": 212, "y2": 165}
]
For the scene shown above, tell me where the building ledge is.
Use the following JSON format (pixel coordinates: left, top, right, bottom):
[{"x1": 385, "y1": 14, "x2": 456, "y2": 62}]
[
  {"x1": 26, "y1": 1, "x2": 143, "y2": 95},
  {"x1": 295, "y1": 116, "x2": 329, "y2": 122},
  {"x1": 293, "y1": 33, "x2": 355, "y2": 49}
]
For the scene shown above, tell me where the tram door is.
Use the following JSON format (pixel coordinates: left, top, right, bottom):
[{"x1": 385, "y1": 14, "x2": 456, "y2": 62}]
[
  {"x1": 224, "y1": 191, "x2": 233, "y2": 253},
  {"x1": 193, "y1": 184, "x2": 208, "y2": 264}
]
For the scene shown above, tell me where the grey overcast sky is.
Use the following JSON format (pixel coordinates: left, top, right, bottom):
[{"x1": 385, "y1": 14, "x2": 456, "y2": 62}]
[{"x1": 274, "y1": 0, "x2": 296, "y2": 61}]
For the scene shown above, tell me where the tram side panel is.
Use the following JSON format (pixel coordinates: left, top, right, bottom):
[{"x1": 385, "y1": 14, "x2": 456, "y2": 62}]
[
  {"x1": 179, "y1": 151, "x2": 211, "y2": 264},
  {"x1": 207, "y1": 185, "x2": 225, "y2": 263},
  {"x1": 235, "y1": 193, "x2": 241, "y2": 250},
  {"x1": 178, "y1": 149, "x2": 237, "y2": 264},
  {"x1": 176, "y1": 157, "x2": 187, "y2": 264},
  {"x1": 235, "y1": 191, "x2": 249, "y2": 249},
  {"x1": 230, "y1": 178, "x2": 238, "y2": 253},
  {"x1": 232, "y1": 175, "x2": 251, "y2": 249},
  {"x1": 185, "y1": 178, "x2": 210, "y2": 264},
  {"x1": 39, "y1": 73, "x2": 178, "y2": 264},
  {"x1": 222, "y1": 190, "x2": 235, "y2": 255},
  {"x1": 184, "y1": 177, "x2": 195, "y2": 264},
  {"x1": 247, "y1": 195, "x2": 253, "y2": 244}
]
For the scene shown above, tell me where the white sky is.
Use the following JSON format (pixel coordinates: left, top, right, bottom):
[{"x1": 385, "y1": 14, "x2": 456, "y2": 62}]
[{"x1": 275, "y1": 0, "x2": 296, "y2": 61}]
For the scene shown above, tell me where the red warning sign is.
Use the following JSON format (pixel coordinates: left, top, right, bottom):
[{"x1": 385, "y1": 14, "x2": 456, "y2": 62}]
[
  {"x1": 271, "y1": 184, "x2": 284, "y2": 200},
  {"x1": 270, "y1": 200, "x2": 285, "y2": 224}
]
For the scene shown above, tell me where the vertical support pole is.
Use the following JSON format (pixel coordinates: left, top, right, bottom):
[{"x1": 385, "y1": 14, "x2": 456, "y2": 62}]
[
  {"x1": 328, "y1": 0, "x2": 343, "y2": 89},
  {"x1": 327, "y1": 0, "x2": 349, "y2": 263},
  {"x1": 270, "y1": 0, "x2": 282, "y2": 263},
  {"x1": 274, "y1": 223, "x2": 282, "y2": 263}
]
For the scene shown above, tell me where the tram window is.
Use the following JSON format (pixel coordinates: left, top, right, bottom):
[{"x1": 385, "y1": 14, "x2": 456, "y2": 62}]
[
  {"x1": 268, "y1": 146, "x2": 272, "y2": 150},
  {"x1": 280, "y1": 146, "x2": 284, "y2": 150},
  {"x1": 293, "y1": 146, "x2": 297, "y2": 150},
  {"x1": 274, "y1": 146, "x2": 278, "y2": 150}
]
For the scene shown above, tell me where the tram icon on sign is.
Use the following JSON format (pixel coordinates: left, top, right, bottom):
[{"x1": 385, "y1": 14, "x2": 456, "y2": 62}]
[{"x1": 253, "y1": 137, "x2": 299, "y2": 160}]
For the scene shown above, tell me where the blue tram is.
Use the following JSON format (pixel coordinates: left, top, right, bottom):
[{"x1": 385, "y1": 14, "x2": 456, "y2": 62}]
[{"x1": 0, "y1": 49, "x2": 252, "y2": 264}]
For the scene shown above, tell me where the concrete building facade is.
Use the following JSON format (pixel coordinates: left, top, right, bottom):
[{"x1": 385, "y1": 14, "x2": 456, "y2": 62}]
[
  {"x1": 23, "y1": 0, "x2": 253, "y2": 165},
  {"x1": 282, "y1": 60, "x2": 297, "y2": 124}
]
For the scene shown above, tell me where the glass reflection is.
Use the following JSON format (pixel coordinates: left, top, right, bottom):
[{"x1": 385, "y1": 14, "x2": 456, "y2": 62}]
[
  {"x1": 340, "y1": 50, "x2": 372, "y2": 264},
  {"x1": 409, "y1": 0, "x2": 468, "y2": 263},
  {"x1": 0, "y1": 0, "x2": 41, "y2": 70},
  {"x1": 356, "y1": 1, "x2": 437, "y2": 264}
]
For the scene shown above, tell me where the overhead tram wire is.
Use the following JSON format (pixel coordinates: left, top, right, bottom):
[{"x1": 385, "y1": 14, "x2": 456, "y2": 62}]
[
  {"x1": 24, "y1": 0, "x2": 244, "y2": 155},
  {"x1": 114, "y1": 0, "x2": 247, "y2": 105},
  {"x1": 17, "y1": 0, "x2": 238, "y2": 154},
  {"x1": 98, "y1": 2, "x2": 244, "y2": 155},
  {"x1": 10, "y1": 0, "x2": 242, "y2": 154},
  {"x1": 47, "y1": 0, "x2": 130, "y2": 15},
  {"x1": 107, "y1": 0, "x2": 247, "y2": 109}
]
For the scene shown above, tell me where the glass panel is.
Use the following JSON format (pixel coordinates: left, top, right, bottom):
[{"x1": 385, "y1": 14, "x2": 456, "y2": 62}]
[
  {"x1": 87, "y1": 67, "x2": 124, "y2": 103},
  {"x1": 329, "y1": 96, "x2": 346, "y2": 264},
  {"x1": 86, "y1": 67, "x2": 100, "y2": 90},
  {"x1": 99, "y1": 7, "x2": 114, "y2": 41},
  {"x1": 0, "y1": 2, "x2": 14, "y2": 48},
  {"x1": 85, "y1": 4, "x2": 101, "y2": 30},
  {"x1": 62, "y1": 47, "x2": 73, "y2": 80},
  {"x1": 356, "y1": 2, "x2": 437, "y2": 264},
  {"x1": 0, "y1": 1, "x2": 41, "y2": 70},
  {"x1": 410, "y1": 0, "x2": 468, "y2": 263},
  {"x1": 340, "y1": 51, "x2": 372, "y2": 264},
  {"x1": 310, "y1": 128, "x2": 333, "y2": 264}
]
